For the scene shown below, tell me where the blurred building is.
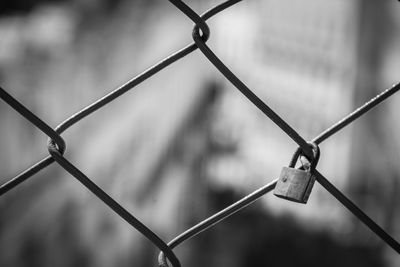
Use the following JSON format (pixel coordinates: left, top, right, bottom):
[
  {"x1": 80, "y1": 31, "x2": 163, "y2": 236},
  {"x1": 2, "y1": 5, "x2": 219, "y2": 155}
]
[
  {"x1": 206, "y1": 0, "x2": 400, "y2": 264},
  {"x1": 208, "y1": 0, "x2": 359, "y2": 225}
]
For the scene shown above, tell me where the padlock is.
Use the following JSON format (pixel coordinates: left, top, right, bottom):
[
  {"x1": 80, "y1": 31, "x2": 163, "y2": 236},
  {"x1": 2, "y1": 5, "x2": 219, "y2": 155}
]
[
  {"x1": 273, "y1": 166, "x2": 316, "y2": 203},
  {"x1": 273, "y1": 142, "x2": 320, "y2": 204}
]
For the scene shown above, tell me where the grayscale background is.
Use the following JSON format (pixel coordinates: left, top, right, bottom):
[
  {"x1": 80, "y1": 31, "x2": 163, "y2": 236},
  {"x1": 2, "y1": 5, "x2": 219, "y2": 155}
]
[{"x1": 0, "y1": 0, "x2": 399, "y2": 266}]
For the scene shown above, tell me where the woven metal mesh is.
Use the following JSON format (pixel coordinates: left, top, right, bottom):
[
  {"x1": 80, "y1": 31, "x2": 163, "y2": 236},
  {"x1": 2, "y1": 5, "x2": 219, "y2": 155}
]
[{"x1": 0, "y1": 1, "x2": 399, "y2": 266}]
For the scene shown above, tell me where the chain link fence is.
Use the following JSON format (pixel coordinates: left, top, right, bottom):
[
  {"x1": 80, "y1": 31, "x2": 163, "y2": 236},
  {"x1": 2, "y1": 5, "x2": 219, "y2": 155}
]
[{"x1": 0, "y1": 0, "x2": 399, "y2": 266}]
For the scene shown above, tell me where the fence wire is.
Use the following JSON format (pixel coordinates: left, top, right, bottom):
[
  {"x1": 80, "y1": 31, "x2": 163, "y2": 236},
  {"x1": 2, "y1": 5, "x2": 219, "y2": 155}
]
[{"x1": 0, "y1": 0, "x2": 399, "y2": 266}]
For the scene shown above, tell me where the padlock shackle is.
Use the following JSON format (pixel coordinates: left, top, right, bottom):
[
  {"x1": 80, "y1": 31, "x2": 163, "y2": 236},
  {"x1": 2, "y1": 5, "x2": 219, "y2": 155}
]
[{"x1": 289, "y1": 142, "x2": 320, "y2": 171}]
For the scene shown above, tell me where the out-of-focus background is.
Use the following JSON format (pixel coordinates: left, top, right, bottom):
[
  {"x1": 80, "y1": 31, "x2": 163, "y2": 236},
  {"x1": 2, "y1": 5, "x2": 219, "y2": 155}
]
[{"x1": 0, "y1": 0, "x2": 399, "y2": 266}]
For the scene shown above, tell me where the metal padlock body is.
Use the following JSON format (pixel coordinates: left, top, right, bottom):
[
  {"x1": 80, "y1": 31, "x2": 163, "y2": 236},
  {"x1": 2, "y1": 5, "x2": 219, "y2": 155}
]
[{"x1": 273, "y1": 166, "x2": 316, "y2": 204}]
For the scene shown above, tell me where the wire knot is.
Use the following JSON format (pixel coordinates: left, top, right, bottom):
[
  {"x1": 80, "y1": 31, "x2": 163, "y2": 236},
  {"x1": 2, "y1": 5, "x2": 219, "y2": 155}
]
[
  {"x1": 47, "y1": 136, "x2": 66, "y2": 156},
  {"x1": 289, "y1": 142, "x2": 320, "y2": 171},
  {"x1": 168, "y1": 0, "x2": 210, "y2": 43},
  {"x1": 192, "y1": 21, "x2": 210, "y2": 43}
]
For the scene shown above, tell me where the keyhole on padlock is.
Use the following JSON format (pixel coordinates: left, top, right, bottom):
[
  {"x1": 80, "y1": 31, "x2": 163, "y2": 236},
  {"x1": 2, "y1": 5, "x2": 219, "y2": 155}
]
[{"x1": 282, "y1": 176, "x2": 288, "y2": 182}]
